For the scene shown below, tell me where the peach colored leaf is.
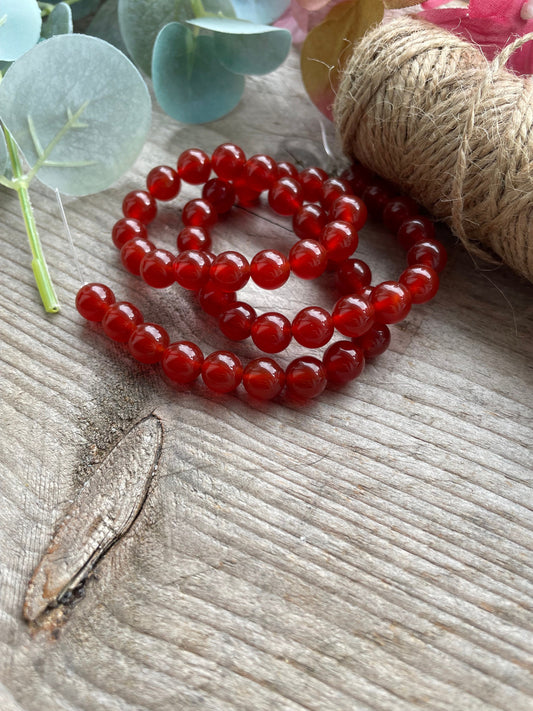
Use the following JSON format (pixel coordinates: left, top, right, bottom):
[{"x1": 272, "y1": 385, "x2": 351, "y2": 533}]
[{"x1": 300, "y1": 0, "x2": 384, "y2": 119}]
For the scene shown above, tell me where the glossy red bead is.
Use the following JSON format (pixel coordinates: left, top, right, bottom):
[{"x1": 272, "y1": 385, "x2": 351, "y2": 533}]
[
  {"x1": 321, "y1": 177, "x2": 352, "y2": 211},
  {"x1": 332, "y1": 294, "x2": 375, "y2": 337},
  {"x1": 362, "y1": 182, "x2": 393, "y2": 218},
  {"x1": 111, "y1": 218, "x2": 147, "y2": 249},
  {"x1": 76, "y1": 283, "x2": 115, "y2": 322},
  {"x1": 102, "y1": 301, "x2": 143, "y2": 343},
  {"x1": 173, "y1": 250, "x2": 213, "y2": 290},
  {"x1": 210, "y1": 251, "x2": 250, "y2": 291},
  {"x1": 211, "y1": 143, "x2": 246, "y2": 180},
  {"x1": 285, "y1": 356, "x2": 327, "y2": 399},
  {"x1": 399, "y1": 264, "x2": 439, "y2": 303},
  {"x1": 371, "y1": 281, "x2": 412, "y2": 324},
  {"x1": 182, "y1": 198, "x2": 217, "y2": 228},
  {"x1": 140, "y1": 248, "x2": 175, "y2": 288},
  {"x1": 277, "y1": 161, "x2": 299, "y2": 179},
  {"x1": 177, "y1": 225, "x2": 212, "y2": 252},
  {"x1": 335, "y1": 258, "x2": 372, "y2": 295},
  {"x1": 353, "y1": 323, "x2": 391, "y2": 359},
  {"x1": 197, "y1": 282, "x2": 236, "y2": 317},
  {"x1": 233, "y1": 176, "x2": 262, "y2": 206},
  {"x1": 323, "y1": 341, "x2": 365, "y2": 385},
  {"x1": 396, "y1": 217, "x2": 435, "y2": 249},
  {"x1": 202, "y1": 178, "x2": 236, "y2": 214},
  {"x1": 250, "y1": 249, "x2": 290, "y2": 289},
  {"x1": 177, "y1": 148, "x2": 211, "y2": 184},
  {"x1": 243, "y1": 154, "x2": 278, "y2": 192},
  {"x1": 201, "y1": 351, "x2": 243, "y2": 393},
  {"x1": 128, "y1": 323, "x2": 169, "y2": 364},
  {"x1": 329, "y1": 195, "x2": 368, "y2": 231},
  {"x1": 382, "y1": 196, "x2": 418, "y2": 232},
  {"x1": 293, "y1": 203, "x2": 327, "y2": 240},
  {"x1": 299, "y1": 166, "x2": 328, "y2": 202},
  {"x1": 341, "y1": 163, "x2": 373, "y2": 196},
  {"x1": 292, "y1": 306, "x2": 334, "y2": 348},
  {"x1": 407, "y1": 239, "x2": 447, "y2": 272},
  {"x1": 162, "y1": 341, "x2": 204, "y2": 384},
  {"x1": 243, "y1": 357, "x2": 285, "y2": 400},
  {"x1": 251, "y1": 312, "x2": 292, "y2": 353},
  {"x1": 268, "y1": 177, "x2": 303, "y2": 216},
  {"x1": 289, "y1": 239, "x2": 328, "y2": 280},
  {"x1": 146, "y1": 165, "x2": 181, "y2": 201},
  {"x1": 320, "y1": 220, "x2": 359, "y2": 263},
  {"x1": 122, "y1": 190, "x2": 157, "y2": 224},
  {"x1": 218, "y1": 302, "x2": 257, "y2": 340},
  {"x1": 120, "y1": 237, "x2": 155, "y2": 275}
]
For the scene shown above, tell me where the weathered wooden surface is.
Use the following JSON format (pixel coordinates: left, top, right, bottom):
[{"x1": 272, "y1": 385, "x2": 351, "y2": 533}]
[{"x1": 1, "y1": 50, "x2": 532, "y2": 710}]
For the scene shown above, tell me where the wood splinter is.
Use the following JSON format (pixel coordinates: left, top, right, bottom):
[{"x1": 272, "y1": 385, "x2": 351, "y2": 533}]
[{"x1": 23, "y1": 414, "x2": 163, "y2": 625}]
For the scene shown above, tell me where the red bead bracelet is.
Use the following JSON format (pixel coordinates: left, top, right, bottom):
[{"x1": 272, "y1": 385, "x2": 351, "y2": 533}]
[{"x1": 76, "y1": 144, "x2": 447, "y2": 401}]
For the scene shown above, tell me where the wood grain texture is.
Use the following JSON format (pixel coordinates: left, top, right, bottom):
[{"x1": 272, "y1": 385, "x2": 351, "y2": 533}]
[{"x1": 1, "y1": 50, "x2": 532, "y2": 710}]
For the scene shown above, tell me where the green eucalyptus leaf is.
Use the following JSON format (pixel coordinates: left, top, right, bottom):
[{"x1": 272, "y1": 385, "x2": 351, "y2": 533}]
[
  {"x1": 0, "y1": 126, "x2": 7, "y2": 176},
  {"x1": 152, "y1": 21, "x2": 244, "y2": 124},
  {"x1": 0, "y1": 34, "x2": 151, "y2": 196},
  {"x1": 47, "y1": 0, "x2": 102, "y2": 21},
  {"x1": 118, "y1": 0, "x2": 236, "y2": 76},
  {"x1": 0, "y1": 0, "x2": 42, "y2": 61},
  {"x1": 41, "y1": 3, "x2": 72, "y2": 40},
  {"x1": 187, "y1": 17, "x2": 291, "y2": 75},
  {"x1": 87, "y1": 0, "x2": 128, "y2": 54},
  {"x1": 231, "y1": 0, "x2": 290, "y2": 24}
]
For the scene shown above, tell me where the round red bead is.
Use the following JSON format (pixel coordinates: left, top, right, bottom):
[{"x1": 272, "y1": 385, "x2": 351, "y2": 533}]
[
  {"x1": 146, "y1": 165, "x2": 181, "y2": 201},
  {"x1": 197, "y1": 282, "x2": 236, "y2": 317},
  {"x1": 382, "y1": 196, "x2": 418, "y2": 232},
  {"x1": 362, "y1": 182, "x2": 393, "y2": 218},
  {"x1": 111, "y1": 218, "x2": 147, "y2": 249},
  {"x1": 289, "y1": 239, "x2": 328, "y2": 280},
  {"x1": 321, "y1": 177, "x2": 352, "y2": 211},
  {"x1": 268, "y1": 177, "x2": 303, "y2": 216},
  {"x1": 243, "y1": 154, "x2": 278, "y2": 192},
  {"x1": 210, "y1": 251, "x2": 250, "y2": 292},
  {"x1": 202, "y1": 178, "x2": 235, "y2": 214},
  {"x1": 277, "y1": 161, "x2": 299, "y2": 179},
  {"x1": 396, "y1": 217, "x2": 435, "y2": 249},
  {"x1": 399, "y1": 264, "x2": 439, "y2": 303},
  {"x1": 211, "y1": 143, "x2": 246, "y2": 180},
  {"x1": 407, "y1": 239, "x2": 447, "y2": 272},
  {"x1": 299, "y1": 166, "x2": 328, "y2": 202},
  {"x1": 201, "y1": 351, "x2": 243, "y2": 393},
  {"x1": 218, "y1": 302, "x2": 256, "y2": 341},
  {"x1": 102, "y1": 301, "x2": 143, "y2": 342},
  {"x1": 353, "y1": 323, "x2": 391, "y2": 359},
  {"x1": 329, "y1": 195, "x2": 368, "y2": 231},
  {"x1": 173, "y1": 250, "x2": 213, "y2": 291},
  {"x1": 285, "y1": 356, "x2": 327, "y2": 399},
  {"x1": 341, "y1": 163, "x2": 373, "y2": 196},
  {"x1": 128, "y1": 323, "x2": 169, "y2": 364},
  {"x1": 243, "y1": 357, "x2": 285, "y2": 400},
  {"x1": 250, "y1": 249, "x2": 290, "y2": 290},
  {"x1": 177, "y1": 148, "x2": 211, "y2": 184},
  {"x1": 233, "y1": 177, "x2": 262, "y2": 206},
  {"x1": 182, "y1": 198, "x2": 217, "y2": 228},
  {"x1": 293, "y1": 204, "x2": 327, "y2": 241},
  {"x1": 371, "y1": 281, "x2": 412, "y2": 324},
  {"x1": 140, "y1": 248, "x2": 175, "y2": 288},
  {"x1": 76, "y1": 283, "x2": 115, "y2": 322},
  {"x1": 335, "y1": 258, "x2": 372, "y2": 295},
  {"x1": 320, "y1": 220, "x2": 359, "y2": 263},
  {"x1": 323, "y1": 341, "x2": 365, "y2": 385},
  {"x1": 251, "y1": 312, "x2": 292, "y2": 353},
  {"x1": 177, "y1": 225, "x2": 212, "y2": 252},
  {"x1": 120, "y1": 237, "x2": 155, "y2": 276},
  {"x1": 292, "y1": 306, "x2": 334, "y2": 348},
  {"x1": 332, "y1": 294, "x2": 375, "y2": 337},
  {"x1": 162, "y1": 341, "x2": 204, "y2": 384},
  {"x1": 122, "y1": 190, "x2": 157, "y2": 224}
]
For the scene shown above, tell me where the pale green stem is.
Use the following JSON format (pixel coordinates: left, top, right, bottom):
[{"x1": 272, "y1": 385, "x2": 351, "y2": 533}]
[{"x1": 3, "y1": 127, "x2": 59, "y2": 313}]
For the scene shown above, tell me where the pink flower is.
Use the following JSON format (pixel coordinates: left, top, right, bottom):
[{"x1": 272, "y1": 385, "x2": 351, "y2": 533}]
[
  {"x1": 274, "y1": 0, "x2": 346, "y2": 45},
  {"x1": 418, "y1": 0, "x2": 533, "y2": 74}
]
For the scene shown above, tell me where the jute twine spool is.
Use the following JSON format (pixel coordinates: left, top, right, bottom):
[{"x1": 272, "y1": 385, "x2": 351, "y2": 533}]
[{"x1": 334, "y1": 17, "x2": 533, "y2": 283}]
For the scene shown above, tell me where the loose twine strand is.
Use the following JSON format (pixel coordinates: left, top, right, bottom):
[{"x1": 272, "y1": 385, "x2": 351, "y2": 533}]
[{"x1": 334, "y1": 17, "x2": 533, "y2": 283}]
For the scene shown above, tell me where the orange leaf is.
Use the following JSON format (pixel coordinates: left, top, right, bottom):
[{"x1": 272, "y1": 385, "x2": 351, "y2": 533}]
[{"x1": 300, "y1": 0, "x2": 384, "y2": 119}]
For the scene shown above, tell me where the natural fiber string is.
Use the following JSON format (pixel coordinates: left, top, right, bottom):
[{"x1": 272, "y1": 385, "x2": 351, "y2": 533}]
[{"x1": 334, "y1": 17, "x2": 533, "y2": 283}]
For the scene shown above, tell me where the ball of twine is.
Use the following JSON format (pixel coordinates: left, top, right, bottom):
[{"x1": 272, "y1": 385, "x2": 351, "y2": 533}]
[{"x1": 334, "y1": 17, "x2": 533, "y2": 283}]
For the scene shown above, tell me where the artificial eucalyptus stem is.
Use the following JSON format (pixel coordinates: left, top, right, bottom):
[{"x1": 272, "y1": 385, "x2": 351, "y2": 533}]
[{"x1": 3, "y1": 126, "x2": 60, "y2": 313}]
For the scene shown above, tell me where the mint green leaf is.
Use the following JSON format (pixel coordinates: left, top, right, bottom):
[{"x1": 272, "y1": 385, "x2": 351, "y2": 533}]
[
  {"x1": 0, "y1": 34, "x2": 151, "y2": 195},
  {"x1": 0, "y1": 126, "x2": 7, "y2": 176},
  {"x1": 118, "y1": 0, "x2": 236, "y2": 76},
  {"x1": 187, "y1": 17, "x2": 291, "y2": 75},
  {"x1": 152, "y1": 21, "x2": 244, "y2": 124},
  {"x1": 0, "y1": 0, "x2": 42, "y2": 61},
  {"x1": 87, "y1": 0, "x2": 128, "y2": 54},
  {"x1": 41, "y1": 3, "x2": 72, "y2": 40},
  {"x1": 47, "y1": 0, "x2": 102, "y2": 21},
  {"x1": 231, "y1": 0, "x2": 290, "y2": 24}
]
